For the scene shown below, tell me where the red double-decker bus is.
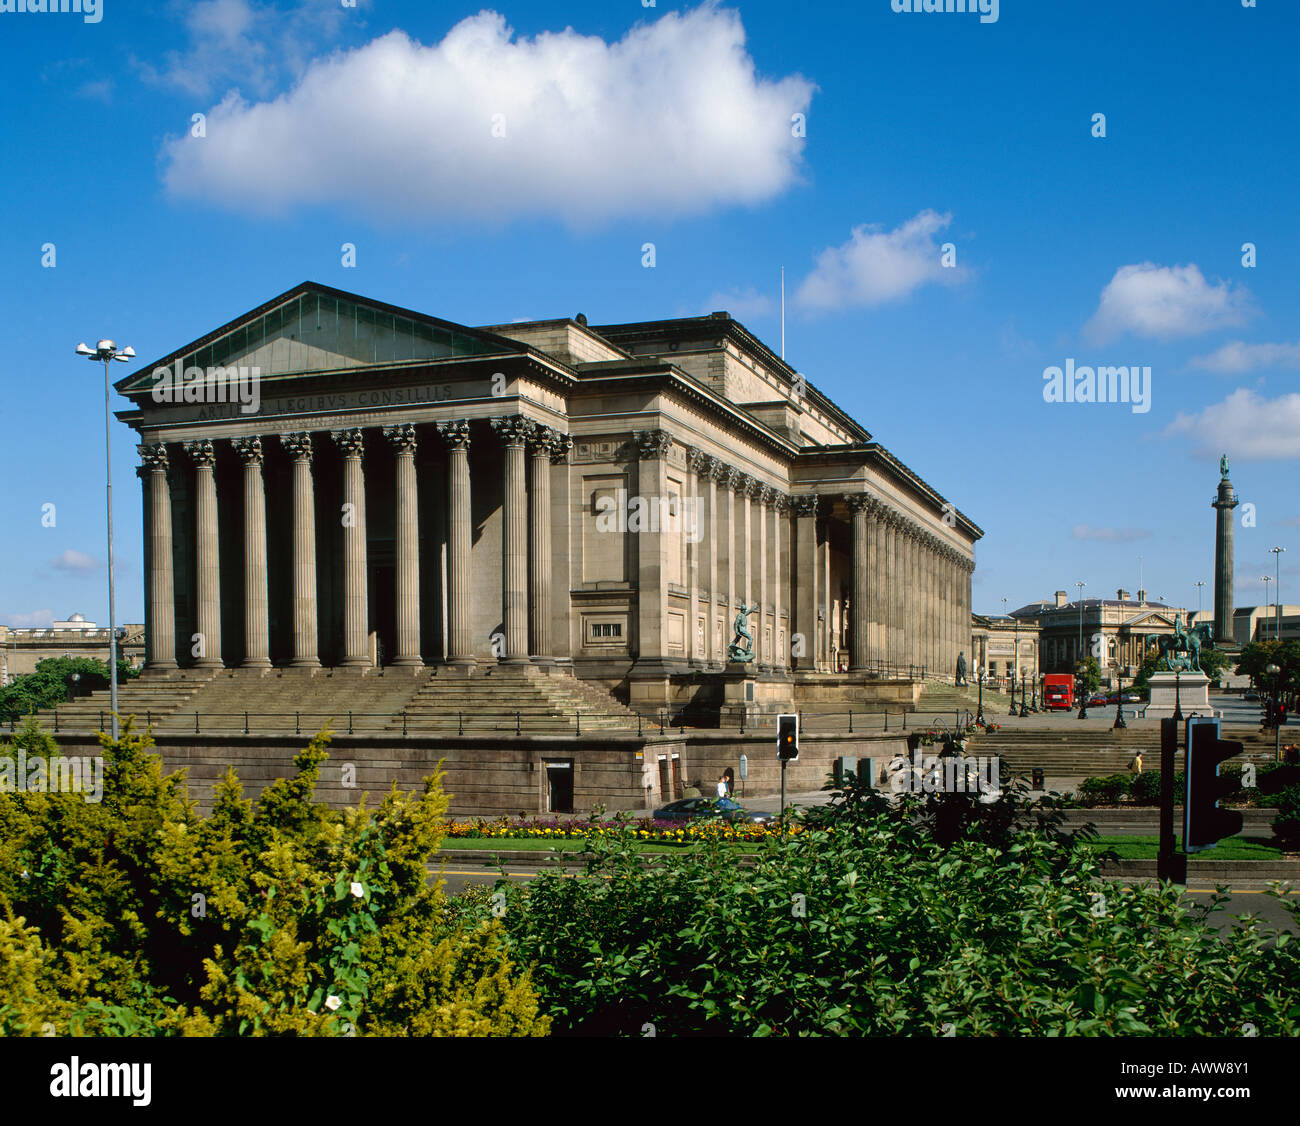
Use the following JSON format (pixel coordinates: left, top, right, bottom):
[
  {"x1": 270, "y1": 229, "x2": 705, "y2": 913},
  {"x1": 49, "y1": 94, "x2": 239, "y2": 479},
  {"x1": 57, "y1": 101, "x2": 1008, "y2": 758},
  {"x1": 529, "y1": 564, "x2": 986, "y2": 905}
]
[{"x1": 1042, "y1": 674, "x2": 1075, "y2": 710}]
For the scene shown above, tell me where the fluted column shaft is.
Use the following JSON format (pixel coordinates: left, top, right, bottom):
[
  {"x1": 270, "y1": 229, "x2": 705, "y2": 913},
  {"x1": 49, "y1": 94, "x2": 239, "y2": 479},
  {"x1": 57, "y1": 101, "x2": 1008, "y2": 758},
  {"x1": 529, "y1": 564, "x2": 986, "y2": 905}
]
[
  {"x1": 758, "y1": 488, "x2": 770, "y2": 665},
  {"x1": 184, "y1": 440, "x2": 222, "y2": 668},
  {"x1": 794, "y1": 496, "x2": 819, "y2": 669},
  {"x1": 438, "y1": 421, "x2": 474, "y2": 667},
  {"x1": 234, "y1": 437, "x2": 271, "y2": 669},
  {"x1": 140, "y1": 444, "x2": 177, "y2": 670},
  {"x1": 848, "y1": 496, "x2": 870, "y2": 671},
  {"x1": 282, "y1": 433, "x2": 319, "y2": 667},
  {"x1": 385, "y1": 424, "x2": 422, "y2": 665},
  {"x1": 491, "y1": 417, "x2": 533, "y2": 664},
  {"x1": 530, "y1": 429, "x2": 567, "y2": 662},
  {"x1": 333, "y1": 428, "x2": 370, "y2": 667},
  {"x1": 705, "y1": 459, "x2": 721, "y2": 666},
  {"x1": 773, "y1": 496, "x2": 785, "y2": 668},
  {"x1": 724, "y1": 470, "x2": 738, "y2": 649},
  {"x1": 867, "y1": 507, "x2": 882, "y2": 666}
]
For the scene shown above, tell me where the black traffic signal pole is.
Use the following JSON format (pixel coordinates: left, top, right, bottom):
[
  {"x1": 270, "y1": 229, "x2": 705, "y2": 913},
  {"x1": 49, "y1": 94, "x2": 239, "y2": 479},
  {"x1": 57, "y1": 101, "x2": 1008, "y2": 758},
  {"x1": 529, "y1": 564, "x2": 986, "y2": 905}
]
[{"x1": 1158, "y1": 716, "x2": 1186, "y2": 883}]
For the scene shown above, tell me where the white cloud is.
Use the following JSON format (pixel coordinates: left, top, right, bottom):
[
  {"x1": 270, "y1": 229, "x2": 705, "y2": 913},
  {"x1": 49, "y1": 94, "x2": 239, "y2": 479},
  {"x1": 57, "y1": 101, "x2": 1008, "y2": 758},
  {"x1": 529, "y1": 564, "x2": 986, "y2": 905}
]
[
  {"x1": 793, "y1": 210, "x2": 963, "y2": 311},
  {"x1": 136, "y1": 0, "x2": 349, "y2": 99},
  {"x1": 1071, "y1": 525, "x2": 1151, "y2": 543},
  {"x1": 702, "y1": 287, "x2": 775, "y2": 321},
  {"x1": 1165, "y1": 388, "x2": 1300, "y2": 460},
  {"x1": 1083, "y1": 263, "x2": 1251, "y2": 344},
  {"x1": 49, "y1": 550, "x2": 101, "y2": 575},
  {"x1": 3, "y1": 609, "x2": 55, "y2": 628},
  {"x1": 160, "y1": 7, "x2": 814, "y2": 226},
  {"x1": 1190, "y1": 339, "x2": 1300, "y2": 375}
]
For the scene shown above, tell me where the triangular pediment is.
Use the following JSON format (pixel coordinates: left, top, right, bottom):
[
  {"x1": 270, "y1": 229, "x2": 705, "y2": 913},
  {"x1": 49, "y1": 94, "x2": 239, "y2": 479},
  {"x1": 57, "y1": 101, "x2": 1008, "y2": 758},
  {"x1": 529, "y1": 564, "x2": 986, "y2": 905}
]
[
  {"x1": 1123, "y1": 610, "x2": 1177, "y2": 630},
  {"x1": 117, "y1": 282, "x2": 515, "y2": 395}
]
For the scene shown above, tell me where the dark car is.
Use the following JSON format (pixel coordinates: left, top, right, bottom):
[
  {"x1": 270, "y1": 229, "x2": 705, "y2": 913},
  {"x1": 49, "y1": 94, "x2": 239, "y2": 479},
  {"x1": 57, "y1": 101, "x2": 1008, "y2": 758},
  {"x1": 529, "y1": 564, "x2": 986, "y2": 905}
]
[{"x1": 653, "y1": 797, "x2": 773, "y2": 825}]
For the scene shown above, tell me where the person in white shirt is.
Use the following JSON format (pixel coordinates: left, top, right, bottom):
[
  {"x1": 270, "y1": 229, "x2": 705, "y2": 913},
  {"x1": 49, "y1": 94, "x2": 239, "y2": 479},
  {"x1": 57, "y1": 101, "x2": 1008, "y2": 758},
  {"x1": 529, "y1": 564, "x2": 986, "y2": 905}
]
[{"x1": 716, "y1": 773, "x2": 728, "y2": 798}]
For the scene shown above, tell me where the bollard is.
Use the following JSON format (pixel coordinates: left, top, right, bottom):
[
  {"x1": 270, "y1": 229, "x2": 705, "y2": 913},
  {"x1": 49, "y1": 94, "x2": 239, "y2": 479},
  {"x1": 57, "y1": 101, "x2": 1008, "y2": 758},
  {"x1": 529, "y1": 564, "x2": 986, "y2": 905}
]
[
  {"x1": 100, "y1": 709, "x2": 104, "y2": 731},
  {"x1": 576, "y1": 711, "x2": 581, "y2": 736},
  {"x1": 849, "y1": 709, "x2": 854, "y2": 734},
  {"x1": 195, "y1": 711, "x2": 200, "y2": 735},
  {"x1": 54, "y1": 709, "x2": 59, "y2": 734},
  {"x1": 637, "y1": 712, "x2": 643, "y2": 737},
  {"x1": 244, "y1": 711, "x2": 249, "y2": 735},
  {"x1": 402, "y1": 711, "x2": 408, "y2": 737},
  {"x1": 295, "y1": 711, "x2": 301, "y2": 736},
  {"x1": 147, "y1": 710, "x2": 152, "y2": 728},
  {"x1": 516, "y1": 710, "x2": 522, "y2": 736},
  {"x1": 458, "y1": 711, "x2": 464, "y2": 736},
  {"x1": 348, "y1": 711, "x2": 354, "y2": 735}
]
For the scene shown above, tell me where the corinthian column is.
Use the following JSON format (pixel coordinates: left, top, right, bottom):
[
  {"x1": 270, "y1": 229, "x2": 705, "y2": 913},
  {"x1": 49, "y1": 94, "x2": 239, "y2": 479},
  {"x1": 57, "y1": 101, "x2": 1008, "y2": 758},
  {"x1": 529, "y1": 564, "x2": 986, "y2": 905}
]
[
  {"x1": 183, "y1": 439, "x2": 222, "y2": 668},
  {"x1": 280, "y1": 433, "x2": 319, "y2": 667},
  {"x1": 436, "y1": 420, "x2": 474, "y2": 668},
  {"x1": 773, "y1": 494, "x2": 786, "y2": 669},
  {"x1": 331, "y1": 428, "x2": 370, "y2": 667},
  {"x1": 384, "y1": 423, "x2": 422, "y2": 666},
  {"x1": 138, "y1": 443, "x2": 177, "y2": 670},
  {"x1": 233, "y1": 436, "x2": 271, "y2": 669},
  {"x1": 529, "y1": 427, "x2": 568, "y2": 664},
  {"x1": 793, "y1": 494, "x2": 819, "y2": 670},
  {"x1": 491, "y1": 415, "x2": 534, "y2": 664},
  {"x1": 846, "y1": 494, "x2": 871, "y2": 672}
]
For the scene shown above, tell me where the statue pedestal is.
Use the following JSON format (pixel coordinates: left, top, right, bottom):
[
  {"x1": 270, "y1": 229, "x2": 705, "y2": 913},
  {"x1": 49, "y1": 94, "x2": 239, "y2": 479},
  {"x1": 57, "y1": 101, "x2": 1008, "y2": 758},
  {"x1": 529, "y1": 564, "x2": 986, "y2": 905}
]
[
  {"x1": 1145, "y1": 672, "x2": 1210, "y2": 720},
  {"x1": 721, "y1": 662, "x2": 760, "y2": 726}
]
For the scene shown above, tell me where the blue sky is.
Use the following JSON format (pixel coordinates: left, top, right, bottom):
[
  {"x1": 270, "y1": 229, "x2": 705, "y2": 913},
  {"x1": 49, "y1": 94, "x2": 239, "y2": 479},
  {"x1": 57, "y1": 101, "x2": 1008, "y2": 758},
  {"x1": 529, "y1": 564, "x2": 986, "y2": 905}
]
[{"x1": 2, "y1": 0, "x2": 1298, "y2": 627}]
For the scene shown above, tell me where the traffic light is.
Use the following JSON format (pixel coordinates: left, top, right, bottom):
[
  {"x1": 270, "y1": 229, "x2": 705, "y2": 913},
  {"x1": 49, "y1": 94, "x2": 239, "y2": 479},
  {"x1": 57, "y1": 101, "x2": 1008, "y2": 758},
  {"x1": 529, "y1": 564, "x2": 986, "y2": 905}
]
[
  {"x1": 1184, "y1": 718, "x2": 1243, "y2": 853},
  {"x1": 777, "y1": 713, "x2": 799, "y2": 762}
]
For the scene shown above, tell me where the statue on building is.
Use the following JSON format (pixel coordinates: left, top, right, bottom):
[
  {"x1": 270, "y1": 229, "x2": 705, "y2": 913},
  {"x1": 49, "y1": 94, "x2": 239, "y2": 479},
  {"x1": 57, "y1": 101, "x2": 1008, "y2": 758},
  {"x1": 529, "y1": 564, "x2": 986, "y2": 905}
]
[
  {"x1": 1220, "y1": 453, "x2": 1230, "y2": 480},
  {"x1": 727, "y1": 602, "x2": 758, "y2": 663}
]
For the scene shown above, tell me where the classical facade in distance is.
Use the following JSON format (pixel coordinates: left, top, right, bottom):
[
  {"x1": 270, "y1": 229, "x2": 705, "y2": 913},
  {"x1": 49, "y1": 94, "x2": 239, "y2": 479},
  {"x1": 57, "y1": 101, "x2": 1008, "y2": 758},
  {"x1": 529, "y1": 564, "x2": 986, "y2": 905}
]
[{"x1": 116, "y1": 282, "x2": 981, "y2": 712}]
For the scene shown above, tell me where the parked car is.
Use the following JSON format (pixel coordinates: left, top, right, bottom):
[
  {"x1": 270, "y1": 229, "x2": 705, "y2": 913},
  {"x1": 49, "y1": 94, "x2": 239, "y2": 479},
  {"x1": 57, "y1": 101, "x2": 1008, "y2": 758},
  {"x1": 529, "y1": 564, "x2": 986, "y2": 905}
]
[
  {"x1": 653, "y1": 797, "x2": 774, "y2": 825},
  {"x1": 1244, "y1": 690, "x2": 1260, "y2": 702}
]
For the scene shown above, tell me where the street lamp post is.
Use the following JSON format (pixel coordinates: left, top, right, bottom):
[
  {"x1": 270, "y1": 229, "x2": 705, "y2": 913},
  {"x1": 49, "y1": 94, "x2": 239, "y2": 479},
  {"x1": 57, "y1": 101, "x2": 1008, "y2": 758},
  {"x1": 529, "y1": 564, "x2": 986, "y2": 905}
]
[
  {"x1": 976, "y1": 668, "x2": 986, "y2": 727},
  {"x1": 1262, "y1": 575, "x2": 1272, "y2": 641},
  {"x1": 1011, "y1": 611, "x2": 1020, "y2": 716},
  {"x1": 1195, "y1": 580, "x2": 1205, "y2": 623},
  {"x1": 1271, "y1": 547, "x2": 1287, "y2": 640},
  {"x1": 1112, "y1": 662, "x2": 1127, "y2": 729},
  {"x1": 76, "y1": 339, "x2": 135, "y2": 743},
  {"x1": 1076, "y1": 581, "x2": 1087, "y2": 719},
  {"x1": 1266, "y1": 662, "x2": 1282, "y2": 761},
  {"x1": 1018, "y1": 665, "x2": 1029, "y2": 718}
]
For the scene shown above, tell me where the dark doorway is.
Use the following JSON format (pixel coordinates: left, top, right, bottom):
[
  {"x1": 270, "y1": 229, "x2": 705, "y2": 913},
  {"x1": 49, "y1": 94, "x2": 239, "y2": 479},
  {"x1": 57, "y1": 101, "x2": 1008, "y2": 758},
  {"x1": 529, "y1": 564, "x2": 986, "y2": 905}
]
[
  {"x1": 546, "y1": 761, "x2": 574, "y2": 814},
  {"x1": 371, "y1": 563, "x2": 395, "y2": 668}
]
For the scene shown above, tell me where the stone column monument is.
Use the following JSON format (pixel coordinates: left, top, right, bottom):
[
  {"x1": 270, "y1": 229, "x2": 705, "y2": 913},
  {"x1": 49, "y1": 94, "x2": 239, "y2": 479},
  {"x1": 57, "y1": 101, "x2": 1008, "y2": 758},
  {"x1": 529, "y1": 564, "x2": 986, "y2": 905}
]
[{"x1": 1212, "y1": 453, "x2": 1238, "y2": 648}]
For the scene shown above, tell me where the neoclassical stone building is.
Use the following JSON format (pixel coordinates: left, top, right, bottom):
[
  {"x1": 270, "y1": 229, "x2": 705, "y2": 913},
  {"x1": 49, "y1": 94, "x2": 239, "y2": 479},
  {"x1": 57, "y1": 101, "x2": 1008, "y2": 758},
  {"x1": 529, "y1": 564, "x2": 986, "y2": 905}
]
[{"x1": 117, "y1": 282, "x2": 980, "y2": 713}]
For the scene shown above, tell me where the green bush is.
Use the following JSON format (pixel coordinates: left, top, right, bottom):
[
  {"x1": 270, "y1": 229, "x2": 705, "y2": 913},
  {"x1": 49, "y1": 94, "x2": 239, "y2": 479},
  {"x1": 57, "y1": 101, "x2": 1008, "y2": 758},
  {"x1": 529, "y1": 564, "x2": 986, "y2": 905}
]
[
  {"x1": 1274, "y1": 784, "x2": 1300, "y2": 850},
  {"x1": 456, "y1": 811, "x2": 1300, "y2": 1036},
  {"x1": 1078, "y1": 774, "x2": 1131, "y2": 806},
  {"x1": 1128, "y1": 771, "x2": 1162, "y2": 806},
  {"x1": 0, "y1": 717, "x2": 548, "y2": 1037}
]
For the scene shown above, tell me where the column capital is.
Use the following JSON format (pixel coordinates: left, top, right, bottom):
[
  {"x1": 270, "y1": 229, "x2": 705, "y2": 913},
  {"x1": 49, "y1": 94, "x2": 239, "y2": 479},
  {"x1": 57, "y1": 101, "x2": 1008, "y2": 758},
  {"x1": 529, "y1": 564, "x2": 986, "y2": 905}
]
[
  {"x1": 725, "y1": 467, "x2": 745, "y2": 493},
  {"x1": 383, "y1": 422, "x2": 418, "y2": 454},
  {"x1": 331, "y1": 427, "x2": 366, "y2": 458},
  {"x1": 742, "y1": 475, "x2": 761, "y2": 499},
  {"x1": 182, "y1": 439, "x2": 217, "y2": 468},
  {"x1": 531, "y1": 424, "x2": 571, "y2": 462},
  {"x1": 490, "y1": 414, "x2": 535, "y2": 448},
  {"x1": 759, "y1": 485, "x2": 775, "y2": 507},
  {"x1": 686, "y1": 445, "x2": 710, "y2": 473},
  {"x1": 138, "y1": 442, "x2": 169, "y2": 472},
  {"x1": 843, "y1": 492, "x2": 874, "y2": 516},
  {"x1": 706, "y1": 455, "x2": 728, "y2": 483},
  {"x1": 436, "y1": 418, "x2": 472, "y2": 451},
  {"x1": 791, "y1": 493, "x2": 820, "y2": 517},
  {"x1": 636, "y1": 428, "x2": 674, "y2": 460},
  {"x1": 232, "y1": 435, "x2": 264, "y2": 465},
  {"x1": 772, "y1": 491, "x2": 790, "y2": 512},
  {"x1": 281, "y1": 431, "x2": 314, "y2": 462}
]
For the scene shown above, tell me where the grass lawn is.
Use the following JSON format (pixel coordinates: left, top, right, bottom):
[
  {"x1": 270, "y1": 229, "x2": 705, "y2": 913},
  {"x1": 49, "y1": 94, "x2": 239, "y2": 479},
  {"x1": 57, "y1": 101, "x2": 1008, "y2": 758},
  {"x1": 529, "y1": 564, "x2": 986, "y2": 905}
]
[{"x1": 1082, "y1": 835, "x2": 1282, "y2": 860}]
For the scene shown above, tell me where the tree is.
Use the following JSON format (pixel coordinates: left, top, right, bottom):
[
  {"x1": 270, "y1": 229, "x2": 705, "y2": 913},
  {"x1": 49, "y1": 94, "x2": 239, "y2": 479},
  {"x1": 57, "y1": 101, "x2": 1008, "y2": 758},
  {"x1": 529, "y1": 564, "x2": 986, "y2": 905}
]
[
  {"x1": 1074, "y1": 656, "x2": 1102, "y2": 695},
  {"x1": 1198, "y1": 646, "x2": 1232, "y2": 686},
  {"x1": 1130, "y1": 649, "x2": 1161, "y2": 698}
]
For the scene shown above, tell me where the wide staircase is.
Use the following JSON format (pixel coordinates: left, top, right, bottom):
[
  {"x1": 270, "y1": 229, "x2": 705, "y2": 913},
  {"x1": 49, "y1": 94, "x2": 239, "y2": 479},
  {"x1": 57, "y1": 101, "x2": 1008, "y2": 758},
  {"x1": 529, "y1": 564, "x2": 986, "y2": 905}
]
[
  {"x1": 917, "y1": 679, "x2": 989, "y2": 720},
  {"x1": 29, "y1": 673, "x2": 216, "y2": 735},
  {"x1": 965, "y1": 727, "x2": 1278, "y2": 779},
  {"x1": 388, "y1": 667, "x2": 641, "y2": 735}
]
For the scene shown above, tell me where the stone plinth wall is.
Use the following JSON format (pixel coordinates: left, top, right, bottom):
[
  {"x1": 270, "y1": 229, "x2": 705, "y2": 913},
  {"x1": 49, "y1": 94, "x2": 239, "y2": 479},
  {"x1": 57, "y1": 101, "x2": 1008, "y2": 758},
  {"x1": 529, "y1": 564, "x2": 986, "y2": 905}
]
[{"x1": 46, "y1": 729, "x2": 908, "y2": 818}]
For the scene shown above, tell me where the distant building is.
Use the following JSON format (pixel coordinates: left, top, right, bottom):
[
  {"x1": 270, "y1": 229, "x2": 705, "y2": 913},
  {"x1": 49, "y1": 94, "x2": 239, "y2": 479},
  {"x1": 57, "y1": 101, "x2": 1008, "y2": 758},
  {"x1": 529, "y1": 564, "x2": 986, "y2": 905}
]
[
  {"x1": 1229, "y1": 604, "x2": 1300, "y2": 646},
  {"x1": 0, "y1": 614, "x2": 145, "y2": 685},
  {"x1": 969, "y1": 613, "x2": 1039, "y2": 685},
  {"x1": 1009, "y1": 589, "x2": 1188, "y2": 683}
]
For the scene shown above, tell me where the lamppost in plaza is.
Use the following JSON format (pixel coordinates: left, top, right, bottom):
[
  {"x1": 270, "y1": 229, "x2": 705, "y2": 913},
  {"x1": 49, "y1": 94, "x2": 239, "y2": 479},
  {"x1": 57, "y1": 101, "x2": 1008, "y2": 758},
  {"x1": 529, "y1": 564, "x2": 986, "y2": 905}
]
[
  {"x1": 1076, "y1": 581, "x2": 1088, "y2": 719},
  {"x1": 1266, "y1": 662, "x2": 1282, "y2": 761},
  {"x1": 76, "y1": 338, "x2": 135, "y2": 743},
  {"x1": 1112, "y1": 660, "x2": 1127, "y2": 730},
  {"x1": 1018, "y1": 665, "x2": 1029, "y2": 718},
  {"x1": 1262, "y1": 575, "x2": 1272, "y2": 639},
  {"x1": 1271, "y1": 547, "x2": 1287, "y2": 640},
  {"x1": 976, "y1": 667, "x2": 986, "y2": 727},
  {"x1": 1010, "y1": 607, "x2": 1021, "y2": 716},
  {"x1": 1195, "y1": 580, "x2": 1205, "y2": 623}
]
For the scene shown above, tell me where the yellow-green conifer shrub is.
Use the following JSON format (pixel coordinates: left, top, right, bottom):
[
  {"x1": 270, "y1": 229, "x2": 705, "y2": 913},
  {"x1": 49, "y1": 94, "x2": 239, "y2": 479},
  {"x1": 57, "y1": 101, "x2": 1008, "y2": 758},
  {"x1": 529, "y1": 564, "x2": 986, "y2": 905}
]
[{"x1": 0, "y1": 721, "x2": 548, "y2": 1036}]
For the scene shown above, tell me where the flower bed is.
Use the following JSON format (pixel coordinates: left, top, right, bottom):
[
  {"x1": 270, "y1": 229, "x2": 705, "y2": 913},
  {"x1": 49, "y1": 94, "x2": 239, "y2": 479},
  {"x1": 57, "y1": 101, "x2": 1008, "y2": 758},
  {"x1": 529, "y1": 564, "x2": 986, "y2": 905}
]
[{"x1": 442, "y1": 816, "x2": 790, "y2": 843}]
